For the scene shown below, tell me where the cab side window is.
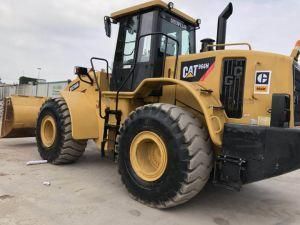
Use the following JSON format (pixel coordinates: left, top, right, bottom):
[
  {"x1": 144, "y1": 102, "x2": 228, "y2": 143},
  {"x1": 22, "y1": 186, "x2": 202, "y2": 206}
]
[{"x1": 123, "y1": 16, "x2": 139, "y2": 67}]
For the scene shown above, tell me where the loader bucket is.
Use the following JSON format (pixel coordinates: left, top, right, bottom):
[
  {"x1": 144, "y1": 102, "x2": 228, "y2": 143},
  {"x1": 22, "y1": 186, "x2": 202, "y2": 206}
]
[{"x1": 0, "y1": 96, "x2": 47, "y2": 138}]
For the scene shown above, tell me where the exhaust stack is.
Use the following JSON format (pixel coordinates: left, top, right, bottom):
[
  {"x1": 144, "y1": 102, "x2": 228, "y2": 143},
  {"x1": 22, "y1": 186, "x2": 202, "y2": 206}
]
[{"x1": 216, "y1": 3, "x2": 233, "y2": 50}]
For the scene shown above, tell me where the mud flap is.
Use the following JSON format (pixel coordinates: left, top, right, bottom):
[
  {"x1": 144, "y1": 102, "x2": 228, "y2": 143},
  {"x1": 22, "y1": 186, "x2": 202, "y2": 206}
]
[
  {"x1": 215, "y1": 124, "x2": 300, "y2": 189},
  {"x1": 1, "y1": 96, "x2": 47, "y2": 138}
]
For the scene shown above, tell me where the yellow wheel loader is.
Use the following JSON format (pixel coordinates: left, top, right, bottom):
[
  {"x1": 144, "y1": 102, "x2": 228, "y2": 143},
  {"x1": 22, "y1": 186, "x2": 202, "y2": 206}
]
[{"x1": 2, "y1": 0, "x2": 300, "y2": 208}]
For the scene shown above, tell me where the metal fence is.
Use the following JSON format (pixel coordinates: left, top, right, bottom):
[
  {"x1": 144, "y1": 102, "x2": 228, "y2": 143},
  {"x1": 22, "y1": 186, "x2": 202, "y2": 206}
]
[
  {"x1": 0, "y1": 100, "x2": 3, "y2": 119},
  {"x1": 0, "y1": 81, "x2": 68, "y2": 100}
]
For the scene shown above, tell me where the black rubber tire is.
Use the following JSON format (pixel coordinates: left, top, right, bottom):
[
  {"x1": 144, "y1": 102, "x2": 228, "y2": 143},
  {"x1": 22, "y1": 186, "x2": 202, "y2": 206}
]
[
  {"x1": 36, "y1": 98, "x2": 87, "y2": 165},
  {"x1": 117, "y1": 103, "x2": 213, "y2": 208}
]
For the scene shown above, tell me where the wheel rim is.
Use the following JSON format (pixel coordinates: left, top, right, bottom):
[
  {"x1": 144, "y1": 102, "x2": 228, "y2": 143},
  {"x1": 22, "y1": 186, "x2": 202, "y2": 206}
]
[
  {"x1": 130, "y1": 131, "x2": 168, "y2": 182},
  {"x1": 41, "y1": 115, "x2": 57, "y2": 148}
]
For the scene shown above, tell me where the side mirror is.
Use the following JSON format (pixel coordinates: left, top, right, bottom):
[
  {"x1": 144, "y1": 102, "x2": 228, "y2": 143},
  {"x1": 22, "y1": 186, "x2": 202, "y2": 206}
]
[
  {"x1": 74, "y1": 66, "x2": 88, "y2": 76},
  {"x1": 270, "y1": 94, "x2": 290, "y2": 127},
  {"x1": 104, "y1": 16, "x2": 111, "y2": 38},
  {"x1": 74, "y1": 66, "x2": 93, "y2": 85}
]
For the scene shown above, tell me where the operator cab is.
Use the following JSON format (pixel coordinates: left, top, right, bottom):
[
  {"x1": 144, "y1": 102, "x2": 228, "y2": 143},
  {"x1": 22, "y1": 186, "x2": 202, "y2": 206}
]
[{"x1": 107, "y1": 1, "x2": 199, "y2": 91}]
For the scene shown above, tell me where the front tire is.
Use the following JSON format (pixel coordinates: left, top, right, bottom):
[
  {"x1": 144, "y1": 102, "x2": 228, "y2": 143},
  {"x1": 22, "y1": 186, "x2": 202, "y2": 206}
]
[
  {"x1": 118, "y1": 103, "x2": 213, "y2": 208},
  {"x1": 36, "y1": 98, "x2": 87, "y2": 165}
]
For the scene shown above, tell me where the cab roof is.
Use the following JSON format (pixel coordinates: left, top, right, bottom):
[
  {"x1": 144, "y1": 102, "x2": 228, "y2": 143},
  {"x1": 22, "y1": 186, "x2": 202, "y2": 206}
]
[{"x1": 111, "y1": 0, "x2": 198, "y2": 26}]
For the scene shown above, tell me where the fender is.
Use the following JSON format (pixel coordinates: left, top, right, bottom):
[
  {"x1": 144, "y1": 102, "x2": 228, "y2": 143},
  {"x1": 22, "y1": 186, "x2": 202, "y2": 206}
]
[
  {"x1": 103, "y1": 78, "x2": 227, "y2": 146},
  {"x1": 60, "y1": 91, "x2": 99, "y2": 140}
]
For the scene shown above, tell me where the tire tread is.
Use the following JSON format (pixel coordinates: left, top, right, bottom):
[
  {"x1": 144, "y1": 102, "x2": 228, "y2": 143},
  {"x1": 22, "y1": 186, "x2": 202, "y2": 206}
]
[
  {"x1": 118, "y1": 103, "x2": 213, "y2": 209},
  {"x1": 36, "y1": 98, "x2": 87, "y2": 165}
]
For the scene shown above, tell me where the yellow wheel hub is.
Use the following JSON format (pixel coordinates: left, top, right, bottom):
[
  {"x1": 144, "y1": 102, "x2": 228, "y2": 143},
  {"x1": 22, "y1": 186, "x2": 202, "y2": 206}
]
[
  {"x1": 130, "y1": 131, "x2": 168, "y2": 182},
  {"x1": 41, "y1": 115, "x2": 57, "y2": 148}
]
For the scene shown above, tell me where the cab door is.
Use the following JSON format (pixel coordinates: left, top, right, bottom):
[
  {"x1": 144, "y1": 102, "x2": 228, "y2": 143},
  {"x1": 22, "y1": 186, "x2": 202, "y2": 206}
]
[
  {"x1": 111, "y1": 15, "x2": 139, "y2": 91},
  {"x1": 131, "y1": 11, "x2": 158, "y2": 90}
]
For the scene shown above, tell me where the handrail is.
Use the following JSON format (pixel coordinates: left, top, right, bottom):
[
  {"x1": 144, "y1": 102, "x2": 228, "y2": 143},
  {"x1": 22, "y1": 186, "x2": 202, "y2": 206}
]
[
  {"x1": 90, "y1": 57, "x2": 109, "y2": 119},
  {"x1": 78, "y1": 72, "x2": 93, "y2": 85},
  {"x1": 208, "y1": 42, "x2": 252, "y2": 50},
  {"x1": 115, "y1": 32, "x2": 180, "y2": 113}
]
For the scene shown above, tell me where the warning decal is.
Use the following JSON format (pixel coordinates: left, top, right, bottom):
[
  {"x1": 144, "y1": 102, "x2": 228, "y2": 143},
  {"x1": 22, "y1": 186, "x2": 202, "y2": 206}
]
[
  {"x1": 69, "y1": 81, "x2": 80, "y2": 92},
  {"x1": 254, "y1": 71, "x2": 272, "y2": 94}
]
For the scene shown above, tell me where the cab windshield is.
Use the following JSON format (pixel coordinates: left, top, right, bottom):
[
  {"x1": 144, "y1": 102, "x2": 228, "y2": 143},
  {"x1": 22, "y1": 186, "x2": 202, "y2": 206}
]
[{"x1": 159, "y1": 11, "x2": 196, "y2": 56}]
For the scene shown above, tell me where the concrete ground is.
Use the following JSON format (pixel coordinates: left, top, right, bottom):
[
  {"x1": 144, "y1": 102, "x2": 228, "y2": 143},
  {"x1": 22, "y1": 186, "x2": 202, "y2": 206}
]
[{"x1": 0, "y1": 138, "x2": 300, "y2": 225}]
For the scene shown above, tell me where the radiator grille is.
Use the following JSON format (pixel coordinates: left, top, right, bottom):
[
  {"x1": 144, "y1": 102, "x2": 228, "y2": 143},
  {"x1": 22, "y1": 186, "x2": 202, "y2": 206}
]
[
  {"x1": 221, "y1": 58, "x2": 246, "y2": 118},
  {"x1": 294, "y1": 63, "x2": 300, "y2": 125}
]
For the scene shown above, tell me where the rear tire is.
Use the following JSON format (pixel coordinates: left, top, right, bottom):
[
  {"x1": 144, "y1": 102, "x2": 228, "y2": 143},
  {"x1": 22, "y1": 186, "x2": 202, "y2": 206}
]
[
  {"x1": 118, "y1": 103, "x2": 213, "y2": 208},
  {"x1": 36, "y1": 98, "x2": 87, "y2": 164}
]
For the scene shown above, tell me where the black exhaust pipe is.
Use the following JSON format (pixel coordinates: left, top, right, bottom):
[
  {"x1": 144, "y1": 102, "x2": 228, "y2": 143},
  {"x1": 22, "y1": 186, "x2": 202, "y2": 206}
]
[{"x1": 216, "y1": 3, "x2": 233, "y2": 50}]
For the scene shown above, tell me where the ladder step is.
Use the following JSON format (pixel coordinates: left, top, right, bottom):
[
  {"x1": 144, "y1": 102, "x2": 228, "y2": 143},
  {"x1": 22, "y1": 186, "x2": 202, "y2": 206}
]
[
  {"x1": 106, "y1": 109, "x2": 122, "y2": 115},
  {"x1": 101, "y1": 108, "x2": 122, "y2": 160},
  {"x1": 105, "y1": 124, "x2": 119, "y2": 129},
  {"x1": 103, "y1": 138, "x2": 118, "y2": 143}
]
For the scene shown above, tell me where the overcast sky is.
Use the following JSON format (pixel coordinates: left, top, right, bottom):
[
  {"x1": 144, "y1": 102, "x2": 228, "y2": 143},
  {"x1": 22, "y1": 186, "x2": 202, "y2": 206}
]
[{"x1": 0, "y1": 0, "x2": 299, "y2": 83}]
